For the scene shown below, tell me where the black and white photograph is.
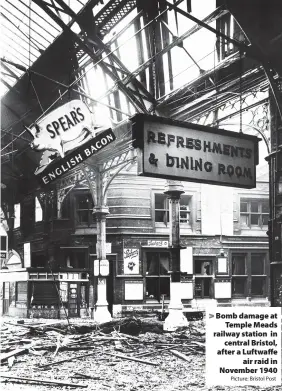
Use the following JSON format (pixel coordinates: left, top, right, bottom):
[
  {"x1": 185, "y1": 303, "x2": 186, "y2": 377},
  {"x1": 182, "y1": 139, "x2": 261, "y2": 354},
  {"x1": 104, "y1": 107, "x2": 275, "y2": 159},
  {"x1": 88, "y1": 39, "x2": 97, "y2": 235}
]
[{"x1": 0, "y1": 1, "x2": 282, "y2": 390}]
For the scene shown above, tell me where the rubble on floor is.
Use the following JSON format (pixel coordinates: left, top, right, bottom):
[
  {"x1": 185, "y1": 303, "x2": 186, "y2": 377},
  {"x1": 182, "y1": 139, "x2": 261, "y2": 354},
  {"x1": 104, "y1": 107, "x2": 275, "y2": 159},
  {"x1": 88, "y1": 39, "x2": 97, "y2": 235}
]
[{"x1": 0, "y1": 317, "x2": 280, "y2": 391}]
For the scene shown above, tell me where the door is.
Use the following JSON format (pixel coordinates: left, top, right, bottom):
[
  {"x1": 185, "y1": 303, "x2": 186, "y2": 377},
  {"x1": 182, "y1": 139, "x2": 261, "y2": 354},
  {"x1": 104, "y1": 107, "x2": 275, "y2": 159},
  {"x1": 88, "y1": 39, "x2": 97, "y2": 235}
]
[{"x1": 68, "y1": 283, "x2": 80, "y2": 317}]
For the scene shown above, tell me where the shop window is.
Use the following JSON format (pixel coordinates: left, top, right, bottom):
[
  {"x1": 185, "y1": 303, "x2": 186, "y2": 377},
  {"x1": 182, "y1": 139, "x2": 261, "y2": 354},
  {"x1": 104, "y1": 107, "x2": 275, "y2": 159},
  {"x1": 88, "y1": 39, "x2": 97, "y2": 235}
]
[
  {"x1": 63, "y1": 250, "x2": 87, "y2": 269},
  {"x1": 251, "y1": 277, "x2": 265, "y2": 296},
  {"x1": 231, "y1": 252, "x2": 267, "y2": 297},
  {"x1": 16, "y1": 282, "x2": 27, "y2": 302},
  {"x1": 195, "y1": 259, "x2": 213, "y2": 275},
  {"x1": 251, "y1": 253, "x2": 265, "y2": 275},
  {"x1": 195, "y1": 278, "x2": 212, "y2": 298},
  {"x1": 75, "y1": 193, "x2": 95, "y2": 227},
  {"x1": 232, "y1": 254, "x2": 247, "y2": 296},
  {"x1": 232, "y1": 254, "x2": 246, "y2": 275},
  {"x1": 154, "y1": 194, "x2": 191, "y2": 225},
  {"x1": 232, "y1": 278, "x2": 246, "y2": 296},
  {"x1": 31, "y1": 282, "x2": 59, "y2": 307},
  {"x1": 145, "y1": 252, "x2": 170, "y2": 301},
  {"x1": 251, "y1": 253, "x2": 265, "y2": 296},
  {"x1": 35, "y1": 197, "x2": 43, "y2": 222},
  {"x1": 194, "y1": 258, "x2": 213, "y2": 298},
  {"x1": 240, "y1": 199, "x2": 269, "y2": 229}
]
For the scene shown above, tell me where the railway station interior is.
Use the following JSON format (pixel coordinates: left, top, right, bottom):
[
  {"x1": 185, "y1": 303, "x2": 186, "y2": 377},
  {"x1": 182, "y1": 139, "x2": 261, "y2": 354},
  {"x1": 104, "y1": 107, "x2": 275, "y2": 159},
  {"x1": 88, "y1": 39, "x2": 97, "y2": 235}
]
[{"x1": 0, "y1": 0, "x2": 281, "y2": 322}]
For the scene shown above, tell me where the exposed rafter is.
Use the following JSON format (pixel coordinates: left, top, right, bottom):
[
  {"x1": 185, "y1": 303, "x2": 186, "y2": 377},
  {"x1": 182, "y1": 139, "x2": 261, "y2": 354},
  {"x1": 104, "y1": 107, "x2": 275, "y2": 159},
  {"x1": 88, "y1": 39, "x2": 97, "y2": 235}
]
[{"x1": 32, "y1": 0, "x2": 148, "y2": 113}]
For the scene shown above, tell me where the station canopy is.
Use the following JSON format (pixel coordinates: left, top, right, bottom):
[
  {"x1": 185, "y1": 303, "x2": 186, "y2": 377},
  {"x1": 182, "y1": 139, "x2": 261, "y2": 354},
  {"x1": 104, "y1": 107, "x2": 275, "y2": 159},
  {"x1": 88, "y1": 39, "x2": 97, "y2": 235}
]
[{"x1": 1, "y1": 0, "x2": 282, "y2": 202}]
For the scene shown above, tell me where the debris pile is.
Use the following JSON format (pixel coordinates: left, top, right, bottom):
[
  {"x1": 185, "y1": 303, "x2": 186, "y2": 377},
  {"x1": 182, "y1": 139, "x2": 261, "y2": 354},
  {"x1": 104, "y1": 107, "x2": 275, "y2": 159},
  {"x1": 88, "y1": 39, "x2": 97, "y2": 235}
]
[{"x1": 0, "y1": 317, "x2": 205, "y2": 390}]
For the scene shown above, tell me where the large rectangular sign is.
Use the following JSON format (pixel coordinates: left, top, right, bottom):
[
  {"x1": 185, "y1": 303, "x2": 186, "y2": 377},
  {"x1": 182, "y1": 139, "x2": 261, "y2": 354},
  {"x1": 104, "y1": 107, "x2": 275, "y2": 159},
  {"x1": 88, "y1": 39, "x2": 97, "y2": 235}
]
[{"x1": 132, "y1": 114, "x2": 259, "y2": 188}]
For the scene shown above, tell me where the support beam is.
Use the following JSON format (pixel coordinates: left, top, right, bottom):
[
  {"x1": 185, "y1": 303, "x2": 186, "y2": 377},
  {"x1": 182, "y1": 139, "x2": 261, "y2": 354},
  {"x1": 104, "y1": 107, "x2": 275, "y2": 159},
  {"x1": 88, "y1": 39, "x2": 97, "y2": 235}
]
[
  {"x1": 165, "y1": 1, "x2": 282, "y2": 123},
  {"x1": 47, "y1": 0, "x2": 153, "y2": 107},
  {"x1": 1, "y1": 62, "x2": 20, "y2": 80},
  {"x1": 32, "y1": 0, "x2": 148, "y2": 113},
  {"x1": 98, "y1": 7, "x2": 229, "y2": 102}
]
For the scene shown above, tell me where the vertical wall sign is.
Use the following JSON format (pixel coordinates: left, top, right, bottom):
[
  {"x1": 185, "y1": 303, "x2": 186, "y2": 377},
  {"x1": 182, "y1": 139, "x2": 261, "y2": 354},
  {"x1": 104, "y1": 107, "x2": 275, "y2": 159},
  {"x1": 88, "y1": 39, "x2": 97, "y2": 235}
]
[
  {"x1": 180, "y1": 247, "x2": 193, "y2": 274},
  {"x1": 123, "y1": 248, "x2": 140, "y2": 274},
  {"x1": 94, "y1": 259, "x2": 100, "y2": 276},
  {"x1": 23, "y1": 242, "x2": 31, "y2": 268}
]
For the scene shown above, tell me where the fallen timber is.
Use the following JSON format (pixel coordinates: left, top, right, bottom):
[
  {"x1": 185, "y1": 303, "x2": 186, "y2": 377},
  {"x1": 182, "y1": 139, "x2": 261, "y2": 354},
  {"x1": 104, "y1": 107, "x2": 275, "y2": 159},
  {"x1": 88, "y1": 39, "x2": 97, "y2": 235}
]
[
  {"x1": 1, "y1": 315, "x2": 206, "y2": 389},
  {"x1": 0, "y1": 373, "x2": 87, "y2": 388}
]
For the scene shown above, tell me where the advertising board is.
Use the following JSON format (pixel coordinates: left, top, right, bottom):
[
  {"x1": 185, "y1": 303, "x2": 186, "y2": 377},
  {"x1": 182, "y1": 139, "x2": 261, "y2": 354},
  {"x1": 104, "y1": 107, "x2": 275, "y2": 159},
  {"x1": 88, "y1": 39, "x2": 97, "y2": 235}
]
[{"x1": 132, "y1": 114, "x2": 259, "y2": 188}]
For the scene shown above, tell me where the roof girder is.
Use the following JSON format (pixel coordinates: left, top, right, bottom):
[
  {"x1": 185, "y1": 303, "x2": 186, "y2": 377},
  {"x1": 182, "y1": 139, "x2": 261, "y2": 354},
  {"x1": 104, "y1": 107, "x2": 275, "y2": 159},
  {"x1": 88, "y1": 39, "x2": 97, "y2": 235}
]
[{"x1": 32, "y1": 0, "x2": 150, "y2": 113}]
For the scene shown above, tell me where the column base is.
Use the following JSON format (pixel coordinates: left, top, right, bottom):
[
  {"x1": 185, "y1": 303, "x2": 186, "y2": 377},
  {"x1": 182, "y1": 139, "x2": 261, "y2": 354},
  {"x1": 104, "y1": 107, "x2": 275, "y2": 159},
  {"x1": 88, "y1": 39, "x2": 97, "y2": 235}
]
[
  {"x1": 94, "y1": 304, "x2": 112, "y2": 323},
  {"x1": 163, "y1": 305, "x2": 188, "y2": 331}
]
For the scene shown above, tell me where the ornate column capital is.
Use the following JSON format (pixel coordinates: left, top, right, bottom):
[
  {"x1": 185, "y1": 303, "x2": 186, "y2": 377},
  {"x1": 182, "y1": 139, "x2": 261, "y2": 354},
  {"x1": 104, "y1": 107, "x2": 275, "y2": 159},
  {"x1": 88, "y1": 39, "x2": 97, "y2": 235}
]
[{"x1": 164, "y1": 180, "x2": 184, "y2": 199}]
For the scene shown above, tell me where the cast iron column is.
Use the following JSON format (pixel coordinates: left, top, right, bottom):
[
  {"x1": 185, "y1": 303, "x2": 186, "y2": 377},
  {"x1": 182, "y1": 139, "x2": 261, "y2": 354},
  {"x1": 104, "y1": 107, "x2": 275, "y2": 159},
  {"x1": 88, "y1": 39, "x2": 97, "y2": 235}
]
[
  {"x1": 163, "y1": 180, "x2": 188, "y2": 331},
  {"x1": 93, "y1": 167, "x2": 112, "y2": 322}
]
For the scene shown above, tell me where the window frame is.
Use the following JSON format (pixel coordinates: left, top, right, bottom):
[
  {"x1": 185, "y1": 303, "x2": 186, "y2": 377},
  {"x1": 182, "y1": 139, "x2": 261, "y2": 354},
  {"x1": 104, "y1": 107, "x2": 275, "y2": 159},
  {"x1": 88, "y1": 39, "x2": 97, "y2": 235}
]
[
  {"x1": 16, "y1": 281, "x2": 28, "y2": 302},
  {"x1": 193, "y1": 257, "x2": 215, "y2": 299},
  {"x1": 62, "y1": 248, "x2": 89, "y2": 269},
  {"x1": 144, "y1": 250, "x2": 171, "y2": 303},
  {"x1": 154, "y1": 193, "x2": 169, "y2": 225},
  {"x1": 231, "y1": 251, "x2": 268, "y2": 298},
  {"x1": 194, "y1": 277, "x2": 213, "y2": 299},
  {"x1": 240, "y1": 198, "x2": 269, "y2": 230},
  {"x1": 74, "y1": 191, "x2": 95, "y2": 227},
  {"x1": 153, "y1": 193, "x2": 191, "y2": 227}
]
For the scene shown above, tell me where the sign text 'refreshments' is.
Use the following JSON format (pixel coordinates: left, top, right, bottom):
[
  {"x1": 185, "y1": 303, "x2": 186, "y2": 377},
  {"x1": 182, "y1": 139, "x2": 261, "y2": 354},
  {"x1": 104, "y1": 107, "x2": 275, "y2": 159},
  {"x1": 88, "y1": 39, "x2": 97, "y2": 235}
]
[{"x1": 132, "y1": 115, "x2": 259, "y2": 188}]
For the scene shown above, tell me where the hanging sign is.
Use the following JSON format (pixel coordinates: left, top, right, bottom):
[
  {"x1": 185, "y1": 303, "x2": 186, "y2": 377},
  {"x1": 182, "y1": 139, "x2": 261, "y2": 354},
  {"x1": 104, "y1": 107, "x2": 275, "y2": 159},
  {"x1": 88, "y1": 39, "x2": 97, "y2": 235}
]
[
  {"x1": 132, "y1": 114, "x2": 259, "y2": 189},
  {"x1": 36, "y1": 128, "x2": 115, "y2": 186},
  {"x1": 25, "y1": 100, "x2": 116, "y2": 185}
]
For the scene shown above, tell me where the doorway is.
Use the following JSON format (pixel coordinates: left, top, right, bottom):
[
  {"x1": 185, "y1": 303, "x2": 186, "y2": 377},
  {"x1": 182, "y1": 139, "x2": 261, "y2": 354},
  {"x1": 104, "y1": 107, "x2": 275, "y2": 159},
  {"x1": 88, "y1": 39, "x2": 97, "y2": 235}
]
[{"x1": 68, "y1": 283, "x2": 80, "y2": 317}]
